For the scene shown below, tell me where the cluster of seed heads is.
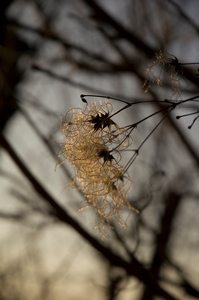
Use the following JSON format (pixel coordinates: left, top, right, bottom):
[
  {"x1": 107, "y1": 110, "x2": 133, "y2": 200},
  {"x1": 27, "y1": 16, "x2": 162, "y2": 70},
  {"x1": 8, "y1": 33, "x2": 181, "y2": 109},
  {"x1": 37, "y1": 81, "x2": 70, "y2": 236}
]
[{"x1": 62, "y1": 101, "x2": 139, "y2": 226}]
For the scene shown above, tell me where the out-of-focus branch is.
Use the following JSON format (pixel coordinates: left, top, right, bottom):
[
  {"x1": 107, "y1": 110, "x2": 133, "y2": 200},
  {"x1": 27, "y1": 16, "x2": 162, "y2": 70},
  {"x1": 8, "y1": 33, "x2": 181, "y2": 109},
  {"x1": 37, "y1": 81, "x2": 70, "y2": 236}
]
[
  {"x1": 140, "y1": 191, "x2": 182, "y2": 300},
  {"x1": 0, "y1": 133, "x2": 179, "y2": 300},
  {"x1": 167, "y1": 0, "x2": 199, "y2": 34},
  {"x1": 0, "y1": 211, "x2": 27, "y2": 222},
  {"x1": 83, "y1": 0, "x2": 155, "y2": 56},
  {"x1": 31, "y1": 64, "x2": 134, "y2": 96},
  {"x1": 17, "y1": 93, "x2": 58, "y2": 118},
  {"x1": 18, "y1": 106, "x2": 87, "y2": 198},
  {"x1": 7, "y1": 18, "x2": 112, "y2": 65},
  {"x1": 166, "y1": 258, "x2": 199, "y2": 299},
  {"x1": 19, "y1": 106, "x2": 71, "y2": 178},
  {"x1": 7, "y1": 17, "x2": 138, "y2": 75}
]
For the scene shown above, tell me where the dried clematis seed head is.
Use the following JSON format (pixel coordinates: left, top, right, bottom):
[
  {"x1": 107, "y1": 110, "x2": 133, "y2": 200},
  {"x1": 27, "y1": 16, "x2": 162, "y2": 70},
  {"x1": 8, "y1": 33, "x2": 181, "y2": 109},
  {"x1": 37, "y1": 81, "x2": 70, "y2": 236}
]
[{"x1": 62, "y1": 100, "x2": 138, "y2": 231}]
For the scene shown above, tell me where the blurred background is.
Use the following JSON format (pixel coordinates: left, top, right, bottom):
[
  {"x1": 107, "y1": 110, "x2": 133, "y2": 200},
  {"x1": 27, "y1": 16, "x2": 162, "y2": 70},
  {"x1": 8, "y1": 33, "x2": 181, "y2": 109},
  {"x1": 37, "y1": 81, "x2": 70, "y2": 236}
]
[{"x1": 0, "y1": 0, "x2": 199, "y2": 299}]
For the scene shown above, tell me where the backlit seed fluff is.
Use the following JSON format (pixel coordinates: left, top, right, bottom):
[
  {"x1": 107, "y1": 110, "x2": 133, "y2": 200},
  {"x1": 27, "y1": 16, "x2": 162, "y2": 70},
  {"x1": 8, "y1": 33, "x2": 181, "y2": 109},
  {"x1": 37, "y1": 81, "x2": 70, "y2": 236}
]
[{"x1": 62, "y1": 101, "x2": 138, "y2": 225}]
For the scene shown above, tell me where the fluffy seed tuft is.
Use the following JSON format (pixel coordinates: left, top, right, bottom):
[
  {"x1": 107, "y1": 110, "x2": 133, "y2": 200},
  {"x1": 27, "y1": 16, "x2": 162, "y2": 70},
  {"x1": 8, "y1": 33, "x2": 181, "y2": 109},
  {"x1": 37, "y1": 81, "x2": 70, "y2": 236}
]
[{"x1": 62, "y1": 101, "x2": 139, "y2": 229}]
